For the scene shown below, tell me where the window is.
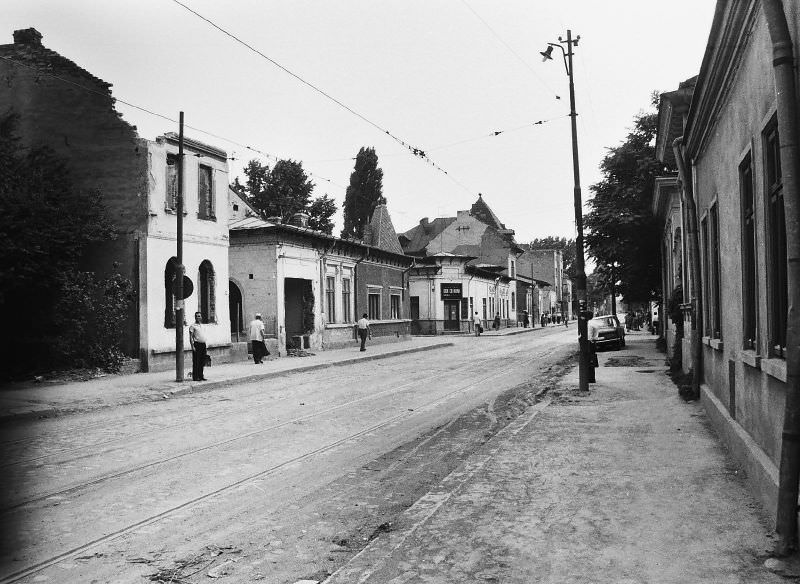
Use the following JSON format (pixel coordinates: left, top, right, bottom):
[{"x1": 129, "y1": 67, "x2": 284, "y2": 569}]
[
  {"x1": 368, "y1": 292, "x2": 381, "y2": 320},
  {"x1": 469, "y1": 297, "x2": 474, "y2": 318},
  {"x1": 198, "y1": 260, "x2": 216, "y2": 323},
  {"x1": 701, "y1": 217, "x2": 710, "y2": 334},
  {"x1": 342, "y1": 278, "x2": 351, "y2": 322},
  {"x1": 326, "y1": 276, "x2": 336, "y2": 323},
  {"x1": 198, "y1": 164, "x2": 214, "y2": 219},
  {"x1": 740, "y1": 153, "x2": 757, "y2": 349},
  {"x1": 460, "y1": 297, "x2": 468, "y2": 319},
  {"x1": 166, "y1": 154, "x2": 178, "y2": 211},
  {"x1": 511, "y1": 292, "x2": 516, "y2": 311},
  {"x1": 764, "y1": 118, "x2": 787, "y2": 357},
  {"x1": 482, "y1": 298, "x2": 487, "y2": 320},
  {"x1": 709, "y1": 204, "x2": 721, "y2": 339},
  {"x1": 164, "y1": 257, "x2": 178, "y2": 328},
  {"x1": 510, "y1": 259, "x2": 516, "y2": 278},
  {"x1": 390, "y1": 294, "x2": 401, "y2": 319}
]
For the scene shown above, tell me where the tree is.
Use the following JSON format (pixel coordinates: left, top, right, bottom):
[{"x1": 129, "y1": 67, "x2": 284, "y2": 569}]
[
  {"x1": 527, "y1": 236, "x2": 577, "y2": 280},
  {"x1": 584, "y1": 97, "x2": 668, "y2": 303},
  {"x1": 0, "y1": 111, "x2": 134, "y2": 375},
  {"x1": 341, "y1": 147, "x2": 384, "y2": 240},
  {"x1": 234, "y1": 159, "x2": 337, "y2": 234}
]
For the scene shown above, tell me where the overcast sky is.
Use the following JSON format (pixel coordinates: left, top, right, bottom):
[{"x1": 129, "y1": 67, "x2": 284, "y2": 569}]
[{"x1": 7, "y1": 1, "x2": 716, "y2": 241}]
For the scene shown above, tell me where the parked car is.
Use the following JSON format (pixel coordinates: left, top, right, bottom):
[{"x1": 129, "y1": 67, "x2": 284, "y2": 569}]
[{"x1": 589, "y1": 314, "x2": 625, "y2": 350}]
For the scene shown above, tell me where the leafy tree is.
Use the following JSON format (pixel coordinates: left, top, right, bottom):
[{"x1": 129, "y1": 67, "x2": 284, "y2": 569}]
[
  {"x1": 234, "y1": 159, "x2": 337, "y2": 234},
  {"x1": 0, "y1": 111, "x2": 134, "y2": 375},
  {"x1": 527, "y1": 236, "x2": 576, "y2": 280},
  {"x1": 584, "y1": 97, "x2": 668, "y2": 302},
  {"x1": 307, "y1": 193, "x2": 337, "y2": 235},
  {"x1": 341, "y1": 147, "x2": 384, "y2": 240}
]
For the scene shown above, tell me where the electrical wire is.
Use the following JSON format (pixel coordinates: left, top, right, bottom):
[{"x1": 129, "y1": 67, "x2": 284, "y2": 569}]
[
  {"x1": 168, "y1": 0, "x2": 469, "y2": 191},
  {"x1": 428, "y1": 115, "x2": 570, "y2": 152},
  {"x1": 459, "y1": 0, "x2": 561, "y2": 102}
]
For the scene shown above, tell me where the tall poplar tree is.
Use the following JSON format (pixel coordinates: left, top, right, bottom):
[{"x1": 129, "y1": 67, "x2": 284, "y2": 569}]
[{"x1": 341, "y1": 147, "x2": 384, "y2": 240}]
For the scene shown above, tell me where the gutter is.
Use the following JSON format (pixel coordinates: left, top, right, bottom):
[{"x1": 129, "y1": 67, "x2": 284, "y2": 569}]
[
  {"x1": 672, "y1": 137, "x2": 703, "y2": 401},
  {"x1": 762, "y1": 0, "x2": 800, "y2": 555}
]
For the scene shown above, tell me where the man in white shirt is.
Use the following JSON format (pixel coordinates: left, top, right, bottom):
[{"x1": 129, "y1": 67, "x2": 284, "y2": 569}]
[
  {"x1": 188, "y1": 311, "x2": 207, "y2": 381},
  {"x1": 357, "y1": 313, "x2": 370, "y2": 351},
  {"x1": 249, "y1": 313, "x2": 269, "y2": 364},
  {"x1": 473, "y1": 312, "x2": 482, "y2": 336}
]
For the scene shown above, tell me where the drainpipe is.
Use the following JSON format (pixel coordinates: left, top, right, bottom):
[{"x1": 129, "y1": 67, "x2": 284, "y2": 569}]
[
  {"x1": 672, "y1": 138, "x2": 703, "y2": 400},
  {"x1": 762, "y1": 0, "x2": 800, "y2": 555}
]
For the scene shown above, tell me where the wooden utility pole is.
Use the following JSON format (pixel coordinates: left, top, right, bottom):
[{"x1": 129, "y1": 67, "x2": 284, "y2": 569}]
[{"x1": 175, "y1": 112, "x2": 185, "y2": 382}]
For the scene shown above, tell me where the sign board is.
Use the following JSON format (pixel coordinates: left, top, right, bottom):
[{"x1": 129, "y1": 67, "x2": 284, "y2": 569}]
[
  {"x1": 440, "y1": 283, "x2": 463, "y2": 300},
  {"x1": 172, "y1": 275, "x2": 194, "y2": 299}
]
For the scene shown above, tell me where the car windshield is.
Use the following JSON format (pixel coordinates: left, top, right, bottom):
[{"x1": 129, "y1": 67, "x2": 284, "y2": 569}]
[{"x1": 591, "y1": 317, "x2": 617, "y2": 327}]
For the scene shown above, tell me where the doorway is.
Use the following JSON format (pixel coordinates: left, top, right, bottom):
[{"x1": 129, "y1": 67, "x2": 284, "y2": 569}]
[
  {"x1": 284, "y1": 278, "x2": 314, "y2": 349},
  {"x1": 443, "y1": 300, "x2": 460, "y2": 331},
  {"x1": 229, "y1": 280, "x2": 244, "y2": 341}
]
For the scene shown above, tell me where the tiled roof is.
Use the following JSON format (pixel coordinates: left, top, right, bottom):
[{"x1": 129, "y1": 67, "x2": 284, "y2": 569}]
[
  {"x1": 470, "y1": 194, "x2": 506, "y2": 230},
  {"x1": 399, "y1": 217, "x2": 456, "y2": 253},
  {"x1": 363, "y1": 204, "x2": 404, "y2": 254}
]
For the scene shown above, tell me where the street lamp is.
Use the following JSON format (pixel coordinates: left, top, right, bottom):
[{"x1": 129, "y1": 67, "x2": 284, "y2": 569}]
[{"x1": 541, "y1": 30, "x2": 590, "y2": 391}]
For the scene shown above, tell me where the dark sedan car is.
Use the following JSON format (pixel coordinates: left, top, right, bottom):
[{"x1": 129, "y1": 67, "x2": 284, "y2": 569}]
[{"x1": 589, "y1": 315, "x2": 626, "y2": 350}]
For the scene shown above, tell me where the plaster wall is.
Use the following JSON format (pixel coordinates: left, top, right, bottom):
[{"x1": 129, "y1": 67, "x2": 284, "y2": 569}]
[{"x1": 691, "y1": 7, "x2": 788, "y2": 467}]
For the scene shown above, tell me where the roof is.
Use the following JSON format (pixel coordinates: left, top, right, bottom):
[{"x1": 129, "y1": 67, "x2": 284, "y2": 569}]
[
  {"x1": 0, "y1": 28, "x2": 113, "y2": 92},
  {"x1": 230, "y1": 219, "x2": 413, "y2": 264},
  {"x1": 399, "y1": 217, "x2": 456, "y2": 253},
  {"x1": 362, "y1": 204, "x2": 404, "y2": 254},
  {"x1": 470, "y1": 194, "x2": 506, "y2": 230}
]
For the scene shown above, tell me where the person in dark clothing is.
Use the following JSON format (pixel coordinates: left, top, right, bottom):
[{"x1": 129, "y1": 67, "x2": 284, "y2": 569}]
[{"x1": 493, "y1": 313, "x2": 501, "y2": 330}]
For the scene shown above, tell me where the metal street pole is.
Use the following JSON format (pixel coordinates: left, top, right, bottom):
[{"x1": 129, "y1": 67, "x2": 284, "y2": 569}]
[
  {"x1": 544, "y1": 30, "x2": 589, "y2": 391},
  {"x1": 175, "y1": 112, "x2": 185, "y2": 382}
]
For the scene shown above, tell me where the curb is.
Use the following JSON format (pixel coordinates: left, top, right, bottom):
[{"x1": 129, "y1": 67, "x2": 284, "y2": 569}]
[{"x1": 0, "y1": 342, "x2": 455, "y2": 423}]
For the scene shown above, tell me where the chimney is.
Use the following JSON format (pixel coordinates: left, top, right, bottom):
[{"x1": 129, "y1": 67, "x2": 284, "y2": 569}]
[
  {"x1": 290, "y1": 212, "x2": 309, "y2": 228},
  {"x1": 14, "y1": 28, "x2": 42, "y2": 46}
]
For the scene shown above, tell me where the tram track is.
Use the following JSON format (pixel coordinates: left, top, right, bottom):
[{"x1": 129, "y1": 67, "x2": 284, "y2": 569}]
[
  {"x1": 0, "y1": 344, "x2": 555, "y2": 584},
  {"x1": 1, "y1": 343, "x2": 545, "y2": 513}
]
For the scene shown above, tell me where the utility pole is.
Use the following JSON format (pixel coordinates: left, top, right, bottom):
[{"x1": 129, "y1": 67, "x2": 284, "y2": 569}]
[
  {"x1": 541, "y1": 30, "x2": 590, "y2": 391},
  {"x1": 175, "y1": 112, "x2": 185, "y2": 382}
]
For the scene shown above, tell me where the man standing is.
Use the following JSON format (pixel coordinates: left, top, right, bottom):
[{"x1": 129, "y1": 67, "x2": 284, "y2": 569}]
[
  {"x1": 249, "y1": 313, "x2": 269, "y2": 364},
  {"x1": 473, "y1": 311, "x2": 482, "y2": 336},
  {"x1": 357, "y1": 313, "x2": 370, "y2": 351},
  {"x1": 188, "y1": 311, "x2": 207, "y2": 381}
]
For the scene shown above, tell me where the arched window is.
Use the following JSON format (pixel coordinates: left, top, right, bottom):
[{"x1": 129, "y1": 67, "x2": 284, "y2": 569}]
[
  {"x1": 511, "y1": 291, "x2": 515, "y2": 311},
  {"x1": 198, "y1": 260, "x2": 216, "y2": 324},
  {"x1": 164, "y1": 257, "x2": 178, "y2": 328}
]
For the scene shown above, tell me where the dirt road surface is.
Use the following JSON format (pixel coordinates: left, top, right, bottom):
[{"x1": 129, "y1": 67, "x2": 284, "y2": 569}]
[{"x1": 0, "y1": 327, "x2": 573, "y2": 583}]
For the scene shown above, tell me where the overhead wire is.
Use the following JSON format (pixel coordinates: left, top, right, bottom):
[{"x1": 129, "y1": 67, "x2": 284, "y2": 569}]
[
  {"x1": 459, "y1": 0, "x2": 562, "y2": 102},
  {"x1": 0, "y1": 54, "x2": 346, "y2": 191},
  {"x1": 168, "y1": 0, "x2": 472, "y2": 193},
  {"x1": 428, "y1": 115, "x2": 570, "y2": 152}
]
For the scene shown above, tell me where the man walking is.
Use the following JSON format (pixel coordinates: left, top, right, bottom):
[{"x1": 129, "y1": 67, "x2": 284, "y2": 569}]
[
  {"x1": 357, "y1": 313, "x2": 371, "y2": 351},
  {"x1": 249, "y1": 313, "x2": 269, "y2": 364},
  {"x1": 189, "y1": 311, "x2": 207, "y2": 381},
  {"x1": 473, "y1": 311, "x2": 482, "y2": 336}
]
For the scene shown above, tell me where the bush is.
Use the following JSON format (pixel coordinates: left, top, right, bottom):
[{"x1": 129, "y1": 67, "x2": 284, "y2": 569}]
[{"x1": 53, "y1": 268, "x2": 136, "y2": 372}]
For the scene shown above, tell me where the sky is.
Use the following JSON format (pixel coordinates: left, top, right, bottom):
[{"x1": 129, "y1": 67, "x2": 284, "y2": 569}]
[{"x1": 6, "y1": 1, "x2": 717, "y2": 242}]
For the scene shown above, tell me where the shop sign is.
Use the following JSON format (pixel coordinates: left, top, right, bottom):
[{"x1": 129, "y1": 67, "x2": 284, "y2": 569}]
[{"x1": 441, "y1": 283, "x2": 463, "y2": 300}]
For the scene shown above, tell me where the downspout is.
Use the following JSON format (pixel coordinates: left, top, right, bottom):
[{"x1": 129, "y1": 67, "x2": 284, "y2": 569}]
[
  {"x1": 762, "y1": 0, "x2": 800, "y2": 555},
  {"x1": 672, "y1": 137, "x2": 703, "y2": 400}
]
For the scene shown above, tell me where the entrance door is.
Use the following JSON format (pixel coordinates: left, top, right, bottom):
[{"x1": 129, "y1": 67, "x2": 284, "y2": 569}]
[
  {"x1": 284, "y1": 278, "x2": 313, "y2": 348},
  {"x1": 443, "y1": 300, "x2": 460, "y2": 331},
  {"x1": 228, "y1": 280, "x2": 244, "y2": 341}
]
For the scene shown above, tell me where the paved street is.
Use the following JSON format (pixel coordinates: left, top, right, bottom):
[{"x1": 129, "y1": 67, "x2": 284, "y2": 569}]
[{"x1": 0, "y1": 326, "x2": 572, "y2": 583}]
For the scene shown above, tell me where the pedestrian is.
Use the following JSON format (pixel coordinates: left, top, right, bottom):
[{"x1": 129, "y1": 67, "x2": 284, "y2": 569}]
[
  {"x1": 522, "y1": 310, "x2": 529, "y2": 328},
  {"x1": 357, "y1": 313, "x2": 371, "y2": 351},
  {"x1": 249, "y1": 313, "x2": 269, "y2": 364},
  {"x1": 473, "y1": 311, "x2": 482, "y2": 336},
  {"x1": 564, "y1": 313, "x2": 569, "y2": 328},
  {"x1": 189, "y1": 311, "x2": 207, "y2": 381},
  {"x1": 540, "y1": 313, "x2": 546, "y2": 328},
  {"x1": 493, "y1": 313, "x2": 501, "y2": 331}
]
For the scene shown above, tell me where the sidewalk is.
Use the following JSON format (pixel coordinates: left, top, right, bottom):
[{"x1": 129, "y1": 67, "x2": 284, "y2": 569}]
[
  {"x1": 0, "y1": 337, "x2": 457, "y2": 422},
  {"x1": 324, "y1": 332, "x2": 783, "y2": 584}
]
